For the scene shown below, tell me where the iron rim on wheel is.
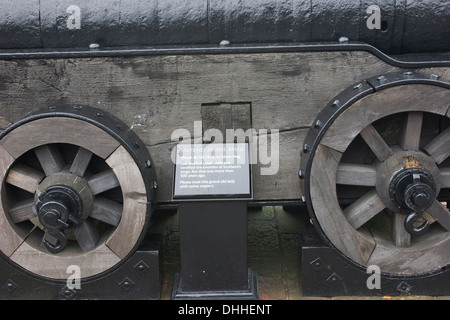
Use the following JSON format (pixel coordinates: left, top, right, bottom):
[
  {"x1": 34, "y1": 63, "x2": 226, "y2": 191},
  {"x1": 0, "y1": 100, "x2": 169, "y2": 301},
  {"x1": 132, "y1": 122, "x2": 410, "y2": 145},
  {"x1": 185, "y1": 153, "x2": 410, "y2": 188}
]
[
  {"x1": 0, "y1": 105, "x2": 156, "y2": 281},
  {"x1": 301, "y1": 72, "x2": 450, "y2": 276}
]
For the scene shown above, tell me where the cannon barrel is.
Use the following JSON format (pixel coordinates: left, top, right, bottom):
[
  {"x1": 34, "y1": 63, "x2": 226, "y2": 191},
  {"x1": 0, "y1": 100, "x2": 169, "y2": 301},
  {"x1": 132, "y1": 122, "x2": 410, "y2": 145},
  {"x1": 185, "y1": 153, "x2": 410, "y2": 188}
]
[{"x1": 1, "y1": 0, "x2": 449, "y2": 54}]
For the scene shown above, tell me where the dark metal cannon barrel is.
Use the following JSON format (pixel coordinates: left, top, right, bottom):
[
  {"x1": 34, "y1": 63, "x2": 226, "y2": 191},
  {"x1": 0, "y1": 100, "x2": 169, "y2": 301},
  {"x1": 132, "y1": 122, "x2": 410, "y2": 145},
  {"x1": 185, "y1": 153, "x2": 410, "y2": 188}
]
[{"x1": 1, "y1": 0, "x2": 449, "y2": 54}]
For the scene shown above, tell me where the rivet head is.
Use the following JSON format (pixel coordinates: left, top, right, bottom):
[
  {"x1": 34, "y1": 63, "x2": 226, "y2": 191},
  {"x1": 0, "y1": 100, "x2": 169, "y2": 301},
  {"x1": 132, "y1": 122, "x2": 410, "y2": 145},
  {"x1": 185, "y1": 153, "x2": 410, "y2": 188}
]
[
  {"x1": 219, "y1": 40, "x2": 230, "y2": 47},
  {"x1": 314, "y1": 120, "x2": 322, "y2": 129},
  {"x1": 89, "y1": 43, "x2": 100, "y2": 50},
  {"x1": 303, "y1": 144, "x2": 310, "y2": 153},
  {"x1": 331, "y1": 100, "x2": 340, "y2": 108},
  {"x1": 338, "y1": 36, "x2": 349, "y2": 44},
  {"x1": 430, "y1": 74, "x2": 440, "y2": 80},
  {"x1": 353, "y1": 83, "x2": 363, "y2": 90}
]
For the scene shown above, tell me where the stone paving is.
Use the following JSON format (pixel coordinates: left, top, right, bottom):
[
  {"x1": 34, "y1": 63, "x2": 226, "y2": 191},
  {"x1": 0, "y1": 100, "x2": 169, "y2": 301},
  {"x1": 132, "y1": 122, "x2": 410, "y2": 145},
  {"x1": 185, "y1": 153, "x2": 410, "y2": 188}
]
[{"x1": 149, "y1": 205, "x2": 449, "y2": 300}]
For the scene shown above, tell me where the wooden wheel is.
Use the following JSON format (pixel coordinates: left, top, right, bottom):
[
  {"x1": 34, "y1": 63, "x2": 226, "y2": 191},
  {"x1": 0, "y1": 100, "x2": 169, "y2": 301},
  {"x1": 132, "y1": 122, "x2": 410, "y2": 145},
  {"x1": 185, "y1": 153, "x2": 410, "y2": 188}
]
[
  {"x1": 0, "y1": 106, "x2": 156, "y2": 280},
  {"x1": 301, "y1": 72, "x2": 450, "y2": 276}
]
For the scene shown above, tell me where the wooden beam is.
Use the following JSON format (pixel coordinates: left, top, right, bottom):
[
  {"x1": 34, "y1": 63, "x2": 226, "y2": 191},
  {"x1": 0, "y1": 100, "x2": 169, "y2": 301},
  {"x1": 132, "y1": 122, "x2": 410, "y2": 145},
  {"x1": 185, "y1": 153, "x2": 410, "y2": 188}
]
[
  {"x1": 88, "y1": 169, "x2": 120, "y2": 196},
  {"x1": 70, "y1": 147, "x2": 93, "y2": 177},
  {"x1": 6, "y1": 163, "x2": 45, "y2": 193},
  {"x1": 424, "y1": 127, "x2": 450, "y2": 165},
  {"x1": 392, "y1": 212, "x2": 411, "y2": 247},
  {"x1": 399, "y1": 112, "x2": 423, "y2": 150},
  {"x1": 34, "y1": 144, "x2": 65, "y2": 176},
  {"x1": 336, "y1": 163, "x2": 377, "y2": 186},
  {"x1": 360, "y1": 124, "x2": 393, "y2": 161},
  {"x1": 344, "y1": 189, "x2": 386, "y2": 229}
]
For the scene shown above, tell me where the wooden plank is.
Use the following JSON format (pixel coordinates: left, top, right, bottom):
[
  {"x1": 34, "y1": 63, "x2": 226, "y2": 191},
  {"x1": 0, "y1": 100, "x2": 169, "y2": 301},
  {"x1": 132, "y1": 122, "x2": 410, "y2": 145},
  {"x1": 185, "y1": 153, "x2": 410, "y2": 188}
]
[
  {"x1": 441, "y1": 167, "x2": 450, "y2": 188},
  {"x1": 9, "y1": 198, "x2": 36, "y2": 224},
  {"x1": 0, "y1": 145, "x2": 33, "y2": 257},
  {"x1": 6, "y1": 163, "x2": 45, "y2": 193},
  {"x1": 360, "y1": 124, "x2": 393, "y2": 161},
  {"x1": 74, "y1": 219, "x2": 101, "y2": 252},
  {"x1": 392, "y1": 212, "x2": 411, "y2": 247},
  {"x1": 34, "y1": 144, "x2": 65, "y2": 176},
  {"x1": 423, "y1": 127, "x2": 450, "y2": 165},
  {"x1": 344, "y1": 189, "x2": 386, "y2": 229},
  {"x1": 336, "y1": 163, "x2": 377, "y2": 186},
  {"x1": 399, "y1": 111, "x2": 423, "y2": 150},
  {"x1": 70, "y1": 147, "x2": 93, "y2": 177},
  {"x1": 91, "y1": 197, "x2": 122, "y2": 227},
  {"x1": 426, "y1": 200, "x2": 450, "y2": 231},
  {"x1": 310, "y1": 144, "x2": 376, "y2": 265},
  {"x1": 0, "y1": 117, "x2": 120, "y2": 160},
  {"x1": 105, "y1": 145, "x2": 147, "y2": 259},
  {"x1": 88, "y1": 169, "x2": 120, "y2": 196}
]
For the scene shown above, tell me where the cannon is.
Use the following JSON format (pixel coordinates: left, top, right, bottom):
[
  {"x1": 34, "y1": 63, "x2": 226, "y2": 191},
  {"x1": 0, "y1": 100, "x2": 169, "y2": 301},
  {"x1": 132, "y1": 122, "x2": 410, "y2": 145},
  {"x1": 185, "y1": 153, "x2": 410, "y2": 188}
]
[{"x1": 0, "y1": 0, "x2": 449, "y2": 298}]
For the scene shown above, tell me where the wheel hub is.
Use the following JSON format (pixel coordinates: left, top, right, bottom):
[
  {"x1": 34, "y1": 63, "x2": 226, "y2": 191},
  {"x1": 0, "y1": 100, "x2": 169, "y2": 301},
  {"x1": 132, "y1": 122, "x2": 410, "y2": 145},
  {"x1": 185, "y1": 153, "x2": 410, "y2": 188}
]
[
  {"x1": 36, "y1": 185, "x2": 83, "y2": 253},
  {"x1": 389, "y1": 168, "x2": 436, "y2": 214}
]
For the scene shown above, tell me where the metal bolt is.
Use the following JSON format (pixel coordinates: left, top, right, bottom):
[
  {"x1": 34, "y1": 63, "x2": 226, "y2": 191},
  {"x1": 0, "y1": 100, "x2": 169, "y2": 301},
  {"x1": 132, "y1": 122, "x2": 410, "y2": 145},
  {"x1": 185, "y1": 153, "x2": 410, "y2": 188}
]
[
  {"x1": 314, "y1": 120, "x2": 322, "y2": 129},
  {"x1": 146, "y1": 159, "x2": 152, "y2": 168},
  {"x1": 219, "y1": 40, "x2": 230, "y2": 47},
  {"x1": 89, "y1": 43, "x2": 100, "y2": 50},
  {"x1": 376, "y1": 75, "x2": 386, "y2": 82},
  {"x1": 338, "y1": 36, "x2": 349, "y2": 44},
  {"x1": 430, "y1": 74, "x2": 440, "y2": 80},
  {"x1": 331, "y1": 100, "x2": 340, "y2": 108},
  {"x1": 153, "y1": 181, "x2": 158, "y2": 189},
  {"x1": 403, "y1": 71, "x2": 413, "y2": 76},
  {"x1": 353, "y1": 83, "x2": 363, "y2": 90},
  {"x1": 303, "y1": 144, "x2": 310, "y2": 153},
  {"x1": 298, "y1": 170, "x2": 304, "y2": 179}
]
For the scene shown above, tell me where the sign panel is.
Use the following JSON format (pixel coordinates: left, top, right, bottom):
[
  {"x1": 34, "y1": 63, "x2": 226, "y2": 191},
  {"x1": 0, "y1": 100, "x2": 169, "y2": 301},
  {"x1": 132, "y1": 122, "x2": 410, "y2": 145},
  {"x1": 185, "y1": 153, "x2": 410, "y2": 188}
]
[{"x1": 173, "y1": 143, "x2": 252, "y2": 200}]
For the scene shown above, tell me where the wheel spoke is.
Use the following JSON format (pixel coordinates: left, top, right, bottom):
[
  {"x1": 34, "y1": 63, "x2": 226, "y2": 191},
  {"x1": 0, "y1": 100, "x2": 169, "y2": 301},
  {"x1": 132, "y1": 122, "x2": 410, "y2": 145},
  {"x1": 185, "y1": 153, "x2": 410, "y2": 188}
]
[
  {"x1": 399, "y1": 112, "x2": 423, "y2": 151},
  {"x1": 392, "y1": 212, "x2": 411, "y2": 247},
  {"x1": 336, "y1": 163, "x2": 377, "y2": 186},
  {"x1": 34, "y1": 145, "x2": 65, "y2": 176},
  {"x1": 6, "y1": 163, "x2": 45, "y2": 193},
  {"x1": 88, "y1": 169, "x2": 120, "y2": 195},
  {"x1": 360, "y1": 124, "x2": 393, "y2": 161},
  {"x1": 91, "y1": 197, "x2": 122, "y2": 227},
  {"x1": 424, "y1": 127, "x2": 450, "y2": 165},
  {"x1": 440, "y1": 167, "x2": 450, "y2": 188},
  {"x1": 426, "y1": 200, "x2": 450, "y2": 231},
  {"x1": 74, "y1": 219, "x2": 100, "y2": 252},
  {"x1": 344, "y1": 189, "x2": 386, "y2": 229},
  {"x1": 9, "y1": 198, "x2": 37, "y2": 224},
  {"x1": 70, "y1": 147, "x2": 93, "y2": 177}
]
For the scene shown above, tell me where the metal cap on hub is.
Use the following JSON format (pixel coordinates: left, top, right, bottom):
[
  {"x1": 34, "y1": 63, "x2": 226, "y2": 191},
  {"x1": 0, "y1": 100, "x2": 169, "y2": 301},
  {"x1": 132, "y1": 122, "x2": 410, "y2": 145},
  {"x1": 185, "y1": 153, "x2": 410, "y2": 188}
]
[
  {"x1": 35, "y1": 185, "x2": 83, "y2": 253},
  {"x1": 389, "y1": 169, "x2": 436, "y2": 214}
]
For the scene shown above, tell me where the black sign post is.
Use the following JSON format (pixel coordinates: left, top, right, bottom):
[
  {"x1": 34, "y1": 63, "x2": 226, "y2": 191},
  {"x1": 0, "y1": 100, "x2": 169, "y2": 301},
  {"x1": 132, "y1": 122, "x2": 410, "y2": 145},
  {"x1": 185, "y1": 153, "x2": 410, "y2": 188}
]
[{"x1": 171, "y1": 143, "x2": 258, "y2": 299}]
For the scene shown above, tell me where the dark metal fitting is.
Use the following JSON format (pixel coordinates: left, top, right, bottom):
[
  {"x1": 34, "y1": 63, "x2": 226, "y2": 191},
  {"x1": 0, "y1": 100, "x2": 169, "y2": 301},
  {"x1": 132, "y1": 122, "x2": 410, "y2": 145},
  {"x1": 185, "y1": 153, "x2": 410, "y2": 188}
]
[
  {"x1": 389, "y1": 168, "x2": 436, "y2": 214},
  {"x1": 404, "y1": 211, "x2": 430, "y2": 236}
]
